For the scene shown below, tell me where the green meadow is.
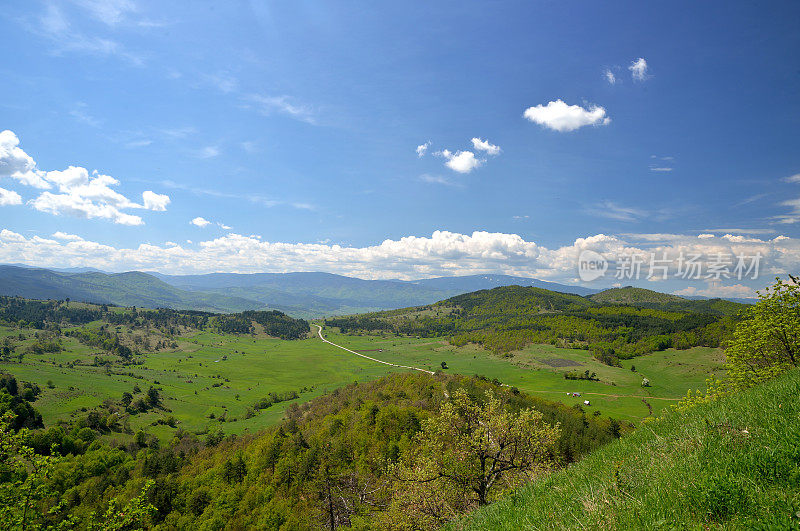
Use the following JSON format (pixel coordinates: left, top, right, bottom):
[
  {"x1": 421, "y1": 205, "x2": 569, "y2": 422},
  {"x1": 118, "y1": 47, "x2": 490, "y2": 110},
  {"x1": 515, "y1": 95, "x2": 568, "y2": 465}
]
[{"x1": 2, "y1": 322, "x2": 724, "y2": 441}]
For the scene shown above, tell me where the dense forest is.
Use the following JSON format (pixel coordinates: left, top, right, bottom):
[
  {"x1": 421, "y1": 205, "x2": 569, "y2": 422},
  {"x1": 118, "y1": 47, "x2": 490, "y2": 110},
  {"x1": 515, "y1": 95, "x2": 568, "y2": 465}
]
[
  {"x1": 1, "y1": 371, "x2": 619, "y2": 529},
  {"x1": 0, "y1": 296, "x2": 310, "y2": 340},
  {"x1": 326, "y1": 286, "x2": 745, "y2": 362}
]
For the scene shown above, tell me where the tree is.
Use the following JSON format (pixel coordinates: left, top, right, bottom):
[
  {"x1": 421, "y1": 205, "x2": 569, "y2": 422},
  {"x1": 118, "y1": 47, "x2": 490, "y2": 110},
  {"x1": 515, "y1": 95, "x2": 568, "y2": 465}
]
[
  {"x1": 0, "y1": 412, "x2": 61, "y2": 529},
  {"x1": 725, "y1": 275, "x2": 800, "y2": 390},
  {"x1": 146, "y1": 386, "x2": 160, "y2": 408},
  {"x1": 386, "y1": 389, "x2": 560, "y2": 529}
]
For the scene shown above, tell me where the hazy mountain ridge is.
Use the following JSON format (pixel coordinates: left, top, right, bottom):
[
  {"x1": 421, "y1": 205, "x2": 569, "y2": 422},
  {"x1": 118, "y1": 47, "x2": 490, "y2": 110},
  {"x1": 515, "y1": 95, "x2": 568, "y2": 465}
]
[{"x1": 0, "y1": 265, "x2": 753, "y2": 317}]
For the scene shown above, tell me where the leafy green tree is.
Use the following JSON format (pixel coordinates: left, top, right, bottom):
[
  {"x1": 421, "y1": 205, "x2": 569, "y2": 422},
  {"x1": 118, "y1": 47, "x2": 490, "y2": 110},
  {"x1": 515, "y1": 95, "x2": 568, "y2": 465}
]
[
  {"x1": 386, "y1": 389, "x2": 560, "y2": 529},
  {"x1": 725, "y1": 276, "x2": 800, "y2": 390},
  {"x1": 88, "y1": 480, "x2": 156, "y2": 531},
  {"x1": 0, "y1": 412, "x2": 61, "y2": 529}
]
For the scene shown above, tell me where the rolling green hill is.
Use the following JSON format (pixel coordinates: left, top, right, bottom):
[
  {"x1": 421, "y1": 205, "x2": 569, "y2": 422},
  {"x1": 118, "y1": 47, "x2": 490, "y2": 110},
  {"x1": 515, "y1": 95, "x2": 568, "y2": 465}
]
[
  {"x1": 457, "y1": 367, "x2": 800, "y2": 530},
  {"x1": 325, "y1": 285, "x2": 747, "y2": 358},
  {"x1": 589, "y1": 286, "x2": 686, "y2": 304}
]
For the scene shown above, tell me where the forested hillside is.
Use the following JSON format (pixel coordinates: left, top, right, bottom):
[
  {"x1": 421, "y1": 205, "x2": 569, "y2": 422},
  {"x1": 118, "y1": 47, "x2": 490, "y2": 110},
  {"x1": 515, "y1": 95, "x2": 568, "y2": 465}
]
[
  {"x1": 326, "y1": 285, "x2": 746, "y2": 361},
  {"x1": 1, "y1": 371, "x2": 618, "y2": 529}
]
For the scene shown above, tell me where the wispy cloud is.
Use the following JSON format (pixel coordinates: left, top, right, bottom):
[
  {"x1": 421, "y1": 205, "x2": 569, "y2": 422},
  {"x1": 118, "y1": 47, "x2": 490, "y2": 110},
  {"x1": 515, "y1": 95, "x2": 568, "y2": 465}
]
[
  {"x1": 589, "y1": 200, "x2": 648, "y2": 222},
  {"x1": 419, "y1": 174, "x2": 458, "y2": 186},
  {"x1": 31, "y1": 3, "x2": 144, "y2": 66},
  {"x1": 244, "y1": 94, "x2": 316, "y2": 124},
  {"x1": 158, "y1": 180, "x2": 313, "y2": 210},
  {"x1": 196, "y1": 146, "x2": 220, "y2": 159},
  {"x1": 629, "y1": 57, "x2": 650, "y2": 81},
  {"x1": 69, "y1": 103, "x2": 102, "y2": 128}
]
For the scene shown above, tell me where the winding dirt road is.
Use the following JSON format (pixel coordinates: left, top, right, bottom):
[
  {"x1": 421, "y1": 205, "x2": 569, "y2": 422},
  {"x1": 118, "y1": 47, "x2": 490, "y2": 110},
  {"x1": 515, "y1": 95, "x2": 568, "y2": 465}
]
[{"x1": 315, "y1": 324, "x2": 434, "y2": 375}]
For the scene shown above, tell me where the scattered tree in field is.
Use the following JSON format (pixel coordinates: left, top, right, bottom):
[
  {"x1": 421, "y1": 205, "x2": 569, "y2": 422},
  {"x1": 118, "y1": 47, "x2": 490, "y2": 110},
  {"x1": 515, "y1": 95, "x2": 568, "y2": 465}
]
[
  {"x1": 440, "y1": 361, "x2": 448, "y2": 369},
  {"x1": 641, "y1": 377, "x2": 650, "y2": 387},
  {"x1": 386, "y1": 389, "x2": 560, "y2": 529},
  {"x1": 725, "y1": 275, "x2": 800, "y2": 390}
]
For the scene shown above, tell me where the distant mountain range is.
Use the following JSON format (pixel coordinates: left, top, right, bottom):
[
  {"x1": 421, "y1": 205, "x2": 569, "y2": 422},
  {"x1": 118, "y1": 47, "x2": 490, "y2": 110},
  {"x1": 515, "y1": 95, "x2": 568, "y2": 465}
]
[
  {"x1": 0, "y1": 265, "x2": 755, "y2": 317},
  {"x1": 0, "y1": 266, "x2": 602, "y2": 317}
]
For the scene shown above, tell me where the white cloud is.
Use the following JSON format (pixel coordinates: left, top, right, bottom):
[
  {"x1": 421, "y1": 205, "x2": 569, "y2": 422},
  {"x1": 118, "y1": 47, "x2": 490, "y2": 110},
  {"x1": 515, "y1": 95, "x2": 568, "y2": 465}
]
[
  {"x1": 650, "y1": 167, "x2": 673, "y2": 172},
  {"x1": 73, "y1": 0, "x2": 137, "y2": 26},
  {"x1": 245, "y1": 94, "x2": 315, "y2": 124},
  {"x1": 30, "y1": 191, "x2": 144, "y2": 225},
  {"x1": 142, "y1": 191, "x2": 170, "y2": 211},
  {"x1": 0, "y1": 229, "x2": 795, "y2": 289},
  {"x1": 604, "y1": 69, "x2": 616, "y2": 84},
  {"x1": 0, "y1": 130, "x2": 169, "y2": 224},
  {"x1": 125, "y1": 139, "x2": 152, "y2": 148},
  {"x1": 0, "y1": 130, "x2": 50, "y2": 189},
  {"x1": 523, "y1": 100, "x2": 611, "y2": 132},
  {"x1": 217, "y1": 222, "x2": 232, "y2": 230},
  {"x1": 191, "y1": 217, "x2": 211, "y2": 227},
  {"x1": 784, "y1": 173, "x2": 800, "y2": 183},
  {"x1": 52, "y1": 231, "x2": 84, "y2": 241},
  {"x1": 673, "y1": 284, "x2": 755, "y2": 299},
  {"x1": 629, "y1": 57, "x2": 649, "y2": 81},
  {"x1": 32, "y1": 3, "x2": 144, "y2": 65},
  {"x1": 419, "y1": 174, "x2": 456, "y2": 186},
  {"x1": 0, "y1": 187, "x2": 22, "y2": 206},
  {"x1": 436, "y1": 149, "x2": 483, "y2": 173},
  {"x1": 589, "y1": 201, "x2": 647, "y2": 222},
  {"x1": 197, "y1": 146, "x2": 220, "y2": 159},
  {"x1": 471, "y1": 138, "x2": 501, "y2": 155},
  {"x1": 416, "y1": 142, "x2": 431, "y2": 158}
]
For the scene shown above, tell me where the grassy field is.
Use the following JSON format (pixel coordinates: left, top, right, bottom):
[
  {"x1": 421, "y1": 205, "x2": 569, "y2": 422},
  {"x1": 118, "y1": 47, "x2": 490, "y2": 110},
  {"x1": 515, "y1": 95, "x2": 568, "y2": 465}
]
[
  {"x1": 1, "y1": 324, "x2": 725, "y2": 441},
  {"x1": 454, "y1": 368, "x2": 800, "y2": 530}
]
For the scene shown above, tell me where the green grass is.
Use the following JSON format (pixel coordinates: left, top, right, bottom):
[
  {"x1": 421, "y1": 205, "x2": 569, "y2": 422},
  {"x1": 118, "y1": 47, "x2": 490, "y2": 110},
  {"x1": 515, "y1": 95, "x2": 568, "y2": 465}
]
[
  {"x1": 454, "y1": 368, "x2": 800, "y2": 530},
  {"x1": 1, "y1": 325, "x2": 724, "y2": 440}
]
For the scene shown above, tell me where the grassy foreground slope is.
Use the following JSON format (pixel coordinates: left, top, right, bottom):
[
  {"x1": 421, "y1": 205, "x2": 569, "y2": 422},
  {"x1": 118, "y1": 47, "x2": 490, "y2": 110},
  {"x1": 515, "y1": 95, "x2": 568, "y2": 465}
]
[{"x1": 456, "y1": 368, "x2": 800, "y2": 530}]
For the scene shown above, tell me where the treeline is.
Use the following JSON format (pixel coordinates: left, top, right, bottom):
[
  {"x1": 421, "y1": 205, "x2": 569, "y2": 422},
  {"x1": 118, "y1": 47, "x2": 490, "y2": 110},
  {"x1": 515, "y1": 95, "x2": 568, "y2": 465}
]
[
  {"x1": 1, "y1": 372, "x2": 622, "y2": 529},
  {"x1": 0, "y1": 372, "x2": 43, "y2": 430},
  {"x1": 212, "y1": 310, "x2": 310, "y2": 339},
  {"x1": 0, "y1": 296, "x2": 309, "y2": 341},
  {"x1": 326, "y1": 286, "x2": 744, "y2": 358}
]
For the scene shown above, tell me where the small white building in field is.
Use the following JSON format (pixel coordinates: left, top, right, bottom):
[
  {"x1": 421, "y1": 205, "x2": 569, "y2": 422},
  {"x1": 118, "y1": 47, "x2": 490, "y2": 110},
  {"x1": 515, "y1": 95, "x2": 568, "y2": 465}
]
[{"x1": 583, "y1": 400, "x2": 591, "y2": 406}]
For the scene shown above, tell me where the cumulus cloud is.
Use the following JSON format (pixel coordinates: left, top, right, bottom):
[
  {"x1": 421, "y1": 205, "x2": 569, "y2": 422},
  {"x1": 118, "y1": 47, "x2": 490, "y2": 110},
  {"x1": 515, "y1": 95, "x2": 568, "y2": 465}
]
[
  {"x1": 436, "y1": 150, "x2": 483, "y2": 173},
  {"x1": 141, "y1": 190, "x2": 170, "y2": 211},
  {"x1": 416, "y1": 142, "x2": 431, "y2": 157},
  {"x1": 191, "y1": 217, "x2": 211, "y2": 227},
  {"x1": 523, "y1": 100, "x2": 611, "y2": 132},
  {"x1": 604, "y1": 69, "x2": 616, "y2": 84},
  {"x1": 52, "y1": 231, "x2": 84, "y2": 241},
  {"x1": 0, "y1": 187, "x2": 22, "y2": 206},
  {"x1": 471, "y1": 138, "x2": 501, "y2": 155},
  {"x1": 629, "y1": 57, "x2": 649, "y2": 81},
  {"x1": 30, "y1": 191, "x2": 144, "y2": 225},
  {"x1": 218, "y1": 222, "x2": 232, "y2": 230},
  {"x1": 0, "y1": 130, "x2": 169, "y2": 224},
  {"x1": 0, "y1": 230, "x2": 794, "y2": 293},
  {"x1": 0, "y1": 130, "x2": 50, "y2": 189},
  {"x1": 673, "y1": 283, "x2": 756, "y2": 299}
]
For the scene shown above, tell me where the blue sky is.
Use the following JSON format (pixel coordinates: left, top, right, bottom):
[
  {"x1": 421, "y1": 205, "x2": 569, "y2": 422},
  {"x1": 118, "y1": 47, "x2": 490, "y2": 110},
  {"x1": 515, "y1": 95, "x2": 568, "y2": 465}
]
[{"x1": 0, "y1": 1, "x2": 799, "y2": 295}]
